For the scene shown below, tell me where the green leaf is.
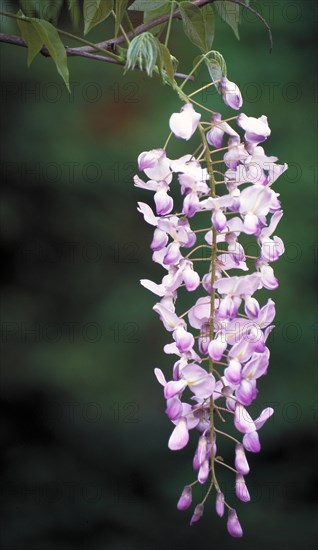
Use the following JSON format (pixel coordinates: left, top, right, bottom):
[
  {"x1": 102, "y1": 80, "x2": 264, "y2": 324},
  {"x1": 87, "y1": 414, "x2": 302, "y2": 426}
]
[
  {"x1": 214, "y1": 0, "x2": 240, "y2": 40},
  {"x1": 143, "y1": 2, "x2": 170, "y2": 36},
  {"x1": 129, "y1": 0, "x2": 168, "y2": 10},
  {"x1": 179, "y1": 1, "x2": 212, "y2": 53},
  {"x1": 17, "y1": 11, "x2": 43, "y2": 66},
  {"x1": 201, "y1": 4, "x2": 215, "y2": 50},
  {"x1": 115, "y1": 0, "x2": 128, "y2": 37},
  {"x1": 19, "y1": 0, "x2": 64, "y2": 23},
  {"x1": 31, "y1": 19, "x2": 70, "y2": 91},
  {"x1": 68, "y1": 0, "x2": 81, "y2": 28},
  {"x1": 19, "y1": 1, "x2": 37, "y2": 17},
  {"x1": 159, "y1": 43, "x2": 175, "y2": 84},
  {"x1": 83, "y1": 0, "x2": 113, "y2": 35}
]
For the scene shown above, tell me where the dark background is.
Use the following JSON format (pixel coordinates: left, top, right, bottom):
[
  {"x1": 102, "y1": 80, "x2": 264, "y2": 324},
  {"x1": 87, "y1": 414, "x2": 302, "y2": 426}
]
[{"x1": 0, "y1": 1, "x2": 317, "y2": 549}]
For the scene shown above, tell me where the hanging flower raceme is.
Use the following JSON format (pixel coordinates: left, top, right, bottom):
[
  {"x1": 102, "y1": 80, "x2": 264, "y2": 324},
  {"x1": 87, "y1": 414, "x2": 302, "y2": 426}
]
[{"x1": 134, "y1": 77, "x2": 287, "y2": 538}]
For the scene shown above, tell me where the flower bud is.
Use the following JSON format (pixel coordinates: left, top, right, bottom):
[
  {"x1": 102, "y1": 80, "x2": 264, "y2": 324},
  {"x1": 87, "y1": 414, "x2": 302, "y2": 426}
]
[
  {"x1": 198, "y1": 459, "x2": 209, "y2": 484},
  {"x1": 227, "y1": 509, "x2": 243, "y2": 537},
  {"x1": 219, "y1": 77, "x2": 243, "y2": 110},
  {"x1": 190, "y1": 503, "x2": 204, "y2": 525},
  {"x1": 177, "y1": 485, "x2": 192, "y2": 511},
  {"x1": 235, "y1": 443, "x2": 250, "y2": 475},
  {"x1": 215, "y1": 491, "x2": 225, "y2": 517},
  {"x1": 235, "y1": 474, "x2": 251, "y2": 502}
]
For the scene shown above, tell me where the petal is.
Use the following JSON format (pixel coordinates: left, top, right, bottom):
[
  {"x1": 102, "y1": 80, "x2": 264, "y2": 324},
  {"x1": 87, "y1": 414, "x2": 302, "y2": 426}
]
[
  {"x1": 133, "y1": 174, "x2": 158, "y2": 191},
  {"x1": 165, "y1": 396, "x2": 183, "y2": 420},
  {"x1": 235, "y1": 474, "x2": 251, "y2": 502},
  {"x1": 254, "y1": 407, "x2": 274, "y2": 430},
  {"x1": 234, "y1": 404, "x2": 256, "y2": 434},
  {"x1": 154, "y1": 368, "x2": 166, "y2": 386},
  {"x1": 137, "y1": 202, "x2": 158, "y2": 226},
  {"x1": 220, "y1": 77, "x2": 243, "y2": 111},
  {"x1": 150, "y1": 228, "x2": 168, "y2": 251},
  {"x1": 154, "y1": 189, "x2": 174, "y2": 216},
  {"x1": 243, "y1": 430, "x2": 261, "y2": 453},
  {"x1": 207, "y1": 126, "x2": 224, "y2": 148},
  {"x1": 212, "y1": 209, "x2": 227, "y2": 232},
  {"x1": 227, "y1": 509, "x2": 243, "y2": 538},
  {"x1": 235, "y1": 444, "x2": 250, "y2": 475},
  {"x1": 177, "y1": 486, "x2": 192, "y2": 511},
  {"x1": 224, "y1": 359, "x2": 242, "y2": 385},
  {"x1": 168, "y1": 417, "x2": 189, "y2": 450},
  {"x1": 169, "y1": 103, "x2": 201, "y2": 140},
  {"x1": 260, "y1": 264, "x2": 278, "y2": 290},
  {"x1": 235, "y1": 379, "x2": 255, "y2": 406},
  {"x1": 140, "y1": 279, "x2": 165, "y2": 297},
  {"x1": 208, "y1": 334, "x2": 227, "y2": 361},
  {"x1": 163, "y1": 242, "x2": 182, "y2": 266},
  {"x1": 190, "y1": 503, "x2": 204, "y2": 525},
  {"x1": 198, "y1": 459, "x2": 210, "y2": 484},
  {"x1": 153, "y1": 302, "x2": 183, "y2": 332},
  {"x1": 190, "y1": 376, "x2": 215, "y2": 399},
  {"x1": 164, "y1": 379, "x2": 187, "y2": 399},
  {"x1": 173, "y1": 327, "x2": 195, "y2": 353},
  {"x1": 215, "y1": 491, "x2": 225, "y2": 517},
  {"x1": 243, "y1": 213, "x2": 260, "y2": 235},
  {"x1": 182, "y1": 265, "x2": 200, "y2": 291}
]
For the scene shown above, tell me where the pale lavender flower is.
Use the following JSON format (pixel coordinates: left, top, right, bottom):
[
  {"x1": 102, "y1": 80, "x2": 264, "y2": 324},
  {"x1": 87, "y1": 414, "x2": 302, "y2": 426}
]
[
  {"x1": 237, "y1": 113, "x2": 271, "y2": 145},
  {"x1": 169, "y1": 103, "x2": 201, "y2": 140},
  {"x1": 219, "y1": 77, "x2": 243, "y2": 110}
]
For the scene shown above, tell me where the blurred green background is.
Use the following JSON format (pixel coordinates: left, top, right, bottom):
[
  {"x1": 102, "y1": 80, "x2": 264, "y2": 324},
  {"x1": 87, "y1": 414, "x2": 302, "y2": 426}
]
[{"x1": 0, "y1": 1, "x2": 317, "y2": 549}]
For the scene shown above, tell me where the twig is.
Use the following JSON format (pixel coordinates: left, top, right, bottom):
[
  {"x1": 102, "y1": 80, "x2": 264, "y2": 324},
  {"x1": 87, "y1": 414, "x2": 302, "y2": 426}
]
[
  {"x1": 0, "y1": 32, "x2": 191, "y2": 79},
  {"x1": 75, "y1": 0, "x2": 219, "y2": 53}
]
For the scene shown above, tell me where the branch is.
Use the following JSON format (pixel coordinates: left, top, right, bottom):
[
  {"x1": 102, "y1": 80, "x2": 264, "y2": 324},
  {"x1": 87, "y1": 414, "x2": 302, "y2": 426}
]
[
  {"x1": 0, "y1": 32, "x2": 191, "y2": 79},
  {"x1": 76, "y1": 0, "x2": 218, "y2": 53}
]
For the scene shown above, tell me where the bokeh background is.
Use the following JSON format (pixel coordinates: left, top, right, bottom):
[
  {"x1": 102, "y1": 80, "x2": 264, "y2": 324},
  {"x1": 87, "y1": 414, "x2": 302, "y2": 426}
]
[{"x1": 0, "y1": 1, "x2": 317, "y2": 549}]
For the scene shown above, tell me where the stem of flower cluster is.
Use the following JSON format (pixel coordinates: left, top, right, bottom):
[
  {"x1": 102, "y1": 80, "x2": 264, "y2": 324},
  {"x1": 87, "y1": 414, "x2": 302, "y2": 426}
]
[{"x1": 199, "y1": 122, "x2": 219, "y2": 490}]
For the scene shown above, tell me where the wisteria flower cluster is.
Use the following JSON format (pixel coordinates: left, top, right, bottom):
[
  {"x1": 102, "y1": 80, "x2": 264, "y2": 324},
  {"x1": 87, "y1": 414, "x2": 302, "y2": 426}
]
[{"x1": 134, "y1": 77, "x2": 287, "y2": 537}]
